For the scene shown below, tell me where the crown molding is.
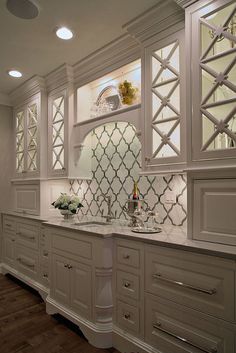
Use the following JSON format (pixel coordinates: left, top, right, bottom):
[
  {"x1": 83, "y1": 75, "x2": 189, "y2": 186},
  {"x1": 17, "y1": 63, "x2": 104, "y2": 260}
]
[
  {"x1": 174, "y1": 0, "x2": 199, "y2": 8},
  {"x1": 73, "y1": 34, "x2": 140, "y2": 87},
  {"x1": 123, "y1": 0, "x2": 184, "y2": 44},
  {"x1": 46, "y1": 64, "x2": 74, "y2": 93},
  {"x1": 0, "y1": 93, "x2": 12, "y2": 106},
  {"x1": 9, "y1": 75, "x2": 46, "y2": 107}
]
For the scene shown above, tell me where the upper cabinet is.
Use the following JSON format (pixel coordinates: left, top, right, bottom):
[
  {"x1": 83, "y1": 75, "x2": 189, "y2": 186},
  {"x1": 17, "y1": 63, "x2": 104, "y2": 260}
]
[
  {"x1": 11, "y1": 77, "x2": 47, "y2": 180},
  {"x1": 142, "y1": 30, "x2": 186, "y2": 174},
  {"x1": 186, "y1": 0, "x2": 236, "y2": 169}
]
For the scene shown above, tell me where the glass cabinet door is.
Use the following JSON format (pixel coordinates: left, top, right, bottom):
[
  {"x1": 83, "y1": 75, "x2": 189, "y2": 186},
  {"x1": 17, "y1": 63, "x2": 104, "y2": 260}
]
[
  {"x1": 143, "y1": 30, "x2": 186, "y2": 172},
  {"x1": 191, "y1": 0, "x2": 236, "y2": 162},
  {"x1": 48, "y1": 91, "x2": 67, "y2": 176}
]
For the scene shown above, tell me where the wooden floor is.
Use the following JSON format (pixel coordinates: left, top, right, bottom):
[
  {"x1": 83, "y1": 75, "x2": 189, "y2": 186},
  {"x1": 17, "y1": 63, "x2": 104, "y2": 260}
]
[{"x1": 0, "y1": 274, "x2": 119, "y2": 353}]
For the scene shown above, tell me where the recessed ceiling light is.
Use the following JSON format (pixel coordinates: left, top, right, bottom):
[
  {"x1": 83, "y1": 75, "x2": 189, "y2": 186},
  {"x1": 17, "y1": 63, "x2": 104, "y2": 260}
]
[
  {"x1": 8, "y1": 70, "x2": 23, "y2": 78},
  {"x1": 56, "y1": 27, "x2": 73, "y2": 40}
]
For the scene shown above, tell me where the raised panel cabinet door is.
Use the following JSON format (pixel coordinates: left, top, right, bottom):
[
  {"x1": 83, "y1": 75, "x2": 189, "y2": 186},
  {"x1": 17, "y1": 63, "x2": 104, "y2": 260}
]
[
  {"x1": 70, "y1": 260, "x2": 92, "y2": 319},
  {"x1": 51, "y1": 254, "x2": 70, "y2": 307},
  {"x1": 2, "y1": 237, "x2": 16, "y2": 268}
]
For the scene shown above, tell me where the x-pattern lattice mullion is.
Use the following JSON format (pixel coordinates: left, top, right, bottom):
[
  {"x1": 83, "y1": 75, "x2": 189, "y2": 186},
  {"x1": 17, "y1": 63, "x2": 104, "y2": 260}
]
[
  {"x1": 152, "y1": 120, "x2": 180, "y2": 158},
  {"x1": 201, "y1": 105, "x2": 236, "y2": 150},
  {"x1": 52, "y1": 122, "x2": 64, "y2": 145},
  {"x1": 200, "y1": 57, "x2": 236, "y2": 105},
  {"x1": 200, "y1": 5, "x2": 236, "y2": 60},
  {"x1": 27, "y1": 150, "x2": 37, "y2": 170},
  {"x1": 53, "y1": 97, "x2": 64, "y2": 122},
  {"x1": 152, "y1": 42, "x2": 179, "y2": 86},
  {"x1": 53, "y1": 147, "x2": 64, "y2": 169},
  {"x1": 152, "y1": 79, "x2": 180, "y2": 121}
]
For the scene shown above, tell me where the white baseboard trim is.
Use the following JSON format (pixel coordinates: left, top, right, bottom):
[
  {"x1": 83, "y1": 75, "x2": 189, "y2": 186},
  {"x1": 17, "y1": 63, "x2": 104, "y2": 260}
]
[
  {"x1": 113, "y1": 326, "x2": 162, "y2": 353},
  {"x1": 46, "y1": 296, "x2": 113, "y2": 349},
  {"x1": 1, "y1": 263, "x2": 49, "y2": 301}
]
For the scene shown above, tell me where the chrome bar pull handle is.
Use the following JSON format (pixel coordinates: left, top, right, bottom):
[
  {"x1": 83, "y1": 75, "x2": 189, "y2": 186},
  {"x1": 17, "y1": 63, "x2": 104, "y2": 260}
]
[
  {"x1": 153, "y1": 322, "x2": 217, "y2": 353},
  {"x1": 152, "y1": 273, "x2": 216, "y2": 295}
]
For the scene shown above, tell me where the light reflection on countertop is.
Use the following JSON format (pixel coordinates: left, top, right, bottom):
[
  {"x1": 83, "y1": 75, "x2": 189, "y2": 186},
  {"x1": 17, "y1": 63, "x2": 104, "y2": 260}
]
[{"x1": 2, "y1": 211, "x2": 236, "y2": 259}]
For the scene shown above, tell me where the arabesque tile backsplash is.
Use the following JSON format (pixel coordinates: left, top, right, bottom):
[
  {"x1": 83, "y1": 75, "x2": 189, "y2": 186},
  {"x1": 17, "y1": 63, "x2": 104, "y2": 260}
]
[{"x1": 70, "y1": 122, "x2": 187, "y2": 226}]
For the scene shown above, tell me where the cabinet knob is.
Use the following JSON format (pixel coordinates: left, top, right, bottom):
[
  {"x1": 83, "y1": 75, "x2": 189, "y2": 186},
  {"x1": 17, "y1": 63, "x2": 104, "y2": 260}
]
[
  {"x1": 124, "y1": 313, "x2": 130, "y2": 320},
  {"x1": 64, "y1": 264, "x2": 68, "y2": 268},
  {"x1": 43, "y1": 274, "x2": 48, "y2": 278},
  {"x1": 68, "y1": 265, "x2": 73, "y2": 269},
  {"x1": 123, "y1": 254, "x2": 130, "y2": 259},
  {"x1": 124, "y1": 282, "x2": 131, "y2": 288}
]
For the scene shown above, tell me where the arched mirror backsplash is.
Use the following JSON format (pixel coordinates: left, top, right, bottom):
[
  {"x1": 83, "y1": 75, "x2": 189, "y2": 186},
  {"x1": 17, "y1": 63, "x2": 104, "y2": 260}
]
[{"x1": 70, "y1": 121, "x2": 187, "y2": 226}]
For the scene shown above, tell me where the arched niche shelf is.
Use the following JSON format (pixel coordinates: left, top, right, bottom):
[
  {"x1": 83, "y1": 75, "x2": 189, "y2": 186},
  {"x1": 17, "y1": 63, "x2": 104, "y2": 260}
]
[{"x1": 73, "y1": 103, "x2": 141, "y2": 148}]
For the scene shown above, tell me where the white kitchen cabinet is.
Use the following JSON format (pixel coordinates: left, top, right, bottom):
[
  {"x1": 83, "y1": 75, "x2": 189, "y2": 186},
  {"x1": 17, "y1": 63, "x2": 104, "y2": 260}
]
[
  {"x1": 186, "y1": 0, "x2": 236, "y2": 169},
  {"x1": 47, "y1": 65, "x2": 91, "y2": 179},
  {"x1": 1, "y1": 214, "x2": 48, "y2": 297},
  {"x1": 142, "y1": 30, "x2": 186, "y2": 174}
]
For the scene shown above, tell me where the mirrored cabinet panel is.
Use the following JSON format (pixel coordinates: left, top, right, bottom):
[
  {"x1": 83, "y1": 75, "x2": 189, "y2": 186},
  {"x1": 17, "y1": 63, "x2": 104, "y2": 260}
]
[{"x1": 191, "y1": 0, "x2": 236, "y2": 164}]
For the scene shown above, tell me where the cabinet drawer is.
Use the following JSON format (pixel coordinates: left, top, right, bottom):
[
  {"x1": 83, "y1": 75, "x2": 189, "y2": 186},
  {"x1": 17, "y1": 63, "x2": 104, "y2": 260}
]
[
  {"x1": 117, "y1": 245, "x2": 140, "y2": 269},
  {"x1": 52, "y1": 234, "x2": 92, "y2": 260},
  {"x1": 2, "y1": 237, "x2": 16, "y2": 268},
  {"x1": 117, "y1": 270, "x2": 140, "y2": 301},
  {"x1": 145, "y1": 294, "x2": 235, "y2": 353},
  {"x1": 117, "y1": 300, "x2": 140, "y2": 335},
  {"x1": 15, "y1": 245, "x2": 39, "y2": 281},
  {"x1": 145, "y1": 247, "x2": 235, "y2": 321},
  {"x1": 16, "y1": 221, "x2": 39, "y2": 250},
  {"x1": 3, "y1": 216, "x2": 16, "y2": 233}
]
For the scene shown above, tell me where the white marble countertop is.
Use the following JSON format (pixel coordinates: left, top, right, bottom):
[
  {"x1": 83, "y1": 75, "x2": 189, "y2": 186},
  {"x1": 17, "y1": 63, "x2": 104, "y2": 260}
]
[{"x1": 2, "y1": 211, "x2": 236, "y2": 260}]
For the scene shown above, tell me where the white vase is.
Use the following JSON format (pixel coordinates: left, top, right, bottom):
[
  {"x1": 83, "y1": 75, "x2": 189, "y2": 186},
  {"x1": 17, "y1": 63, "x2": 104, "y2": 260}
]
[{"x1": 60, "y1": 210, "x2": 75, "y2": 220}]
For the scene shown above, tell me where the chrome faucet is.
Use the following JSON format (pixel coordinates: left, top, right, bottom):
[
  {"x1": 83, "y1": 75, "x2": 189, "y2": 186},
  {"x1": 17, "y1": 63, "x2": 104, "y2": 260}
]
[{"x1": 97, "y1": 194, "x2": 115, "y2": 223}]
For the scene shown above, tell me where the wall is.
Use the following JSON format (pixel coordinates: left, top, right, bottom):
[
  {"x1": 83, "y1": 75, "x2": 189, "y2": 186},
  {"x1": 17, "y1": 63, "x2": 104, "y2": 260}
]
[
  {"x1": 70, "y1": 122, "x2": 187, "y2": 226},
  {"x1": 0, "y1": 104, "x2": 13, "y2": 211}
]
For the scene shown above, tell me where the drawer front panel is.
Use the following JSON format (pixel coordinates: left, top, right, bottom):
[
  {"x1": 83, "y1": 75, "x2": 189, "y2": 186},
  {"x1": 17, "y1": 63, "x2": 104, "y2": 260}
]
[
  {"x1": 145, "y1": 250, "x2": 235, "y2": 321},
  {"x1": 16, "y1": 222, "x2": 39, "y2": 250},
  {"x1": 52, "y1": 234, "x2": 92, "y2": 260},
  {"x1": 117, "y1": 270, "x2": 140, "y2": 301},
  {"x1": 117, "y1": 300, "x2": 140, "y2": 335},
  {"x1": 3, "y1": 216, "x2": 16, "y2": 233},
  {"x1": 145, "y1": 295, "x2": 235, "y2": 353},
  {"x1": 117, "y1": 246, "x2": 140, "y2": 269},
  {"x1": 15, "y1": 245, "x2": 39, "y2": 281}
]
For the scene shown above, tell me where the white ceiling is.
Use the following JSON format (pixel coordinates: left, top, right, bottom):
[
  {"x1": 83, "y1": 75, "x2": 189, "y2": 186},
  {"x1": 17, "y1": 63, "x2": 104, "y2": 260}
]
[{"x1": 0, "y1": 0, "x2": 160, "y2": 95}]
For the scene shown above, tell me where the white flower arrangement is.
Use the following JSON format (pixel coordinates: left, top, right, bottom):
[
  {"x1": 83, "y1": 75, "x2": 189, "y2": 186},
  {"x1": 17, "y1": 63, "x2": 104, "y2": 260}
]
[{"x1": 52, "y1": 193, "x2": 83, "y2": 214}]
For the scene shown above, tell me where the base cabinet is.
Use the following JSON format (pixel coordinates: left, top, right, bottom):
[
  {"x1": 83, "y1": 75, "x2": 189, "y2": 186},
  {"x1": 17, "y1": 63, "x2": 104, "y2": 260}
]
[{"x1": 1, "y1": 214, "x2": 49, "y2": 298}]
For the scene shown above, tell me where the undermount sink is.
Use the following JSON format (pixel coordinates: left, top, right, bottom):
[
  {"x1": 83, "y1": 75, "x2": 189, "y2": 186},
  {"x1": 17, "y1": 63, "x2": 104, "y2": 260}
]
[{"x1": 74, "y1": 221, "x2": 111, "y2": 227}]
